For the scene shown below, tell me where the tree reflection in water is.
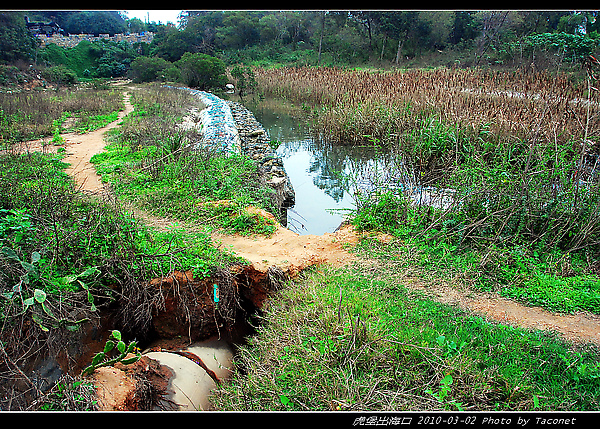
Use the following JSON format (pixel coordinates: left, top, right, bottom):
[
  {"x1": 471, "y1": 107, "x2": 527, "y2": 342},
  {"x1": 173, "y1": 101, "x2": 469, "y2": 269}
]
[{"x1": 237, "y1": 95, "x2": 404, "y2": 235}]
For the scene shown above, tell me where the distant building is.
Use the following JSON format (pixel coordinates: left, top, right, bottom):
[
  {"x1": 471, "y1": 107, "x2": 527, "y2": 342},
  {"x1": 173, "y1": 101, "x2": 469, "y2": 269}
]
[{"x1": 24, "y1": 16, "x2": 65, "y2": 36}]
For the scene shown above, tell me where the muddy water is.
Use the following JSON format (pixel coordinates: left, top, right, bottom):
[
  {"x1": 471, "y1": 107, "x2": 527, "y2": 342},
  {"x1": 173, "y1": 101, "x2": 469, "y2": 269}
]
[{"x1": 234, "y1": 96, "x2": 398, "y2": 235}]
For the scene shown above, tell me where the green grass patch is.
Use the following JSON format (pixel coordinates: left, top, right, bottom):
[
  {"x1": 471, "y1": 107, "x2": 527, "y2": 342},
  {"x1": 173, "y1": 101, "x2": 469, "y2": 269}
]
[
  {"x1": 353, "y1": 208, "x2": 600, "y2": 316},
  {"x1": 211, "y1": 253, "x2": 600, "y2": 411}
]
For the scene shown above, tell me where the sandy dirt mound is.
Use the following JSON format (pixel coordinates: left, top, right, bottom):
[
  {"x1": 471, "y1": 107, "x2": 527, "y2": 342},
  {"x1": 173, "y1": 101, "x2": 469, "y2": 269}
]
[{"x1": 212, "y1": 212, "x2": 359, "y2": 275}]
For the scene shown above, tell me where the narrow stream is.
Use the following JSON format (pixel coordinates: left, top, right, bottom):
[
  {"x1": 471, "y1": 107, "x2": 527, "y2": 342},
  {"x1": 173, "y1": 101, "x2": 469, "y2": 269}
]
[{"x1": 236, "y1": 96, "x2": 399, "y2": 235}]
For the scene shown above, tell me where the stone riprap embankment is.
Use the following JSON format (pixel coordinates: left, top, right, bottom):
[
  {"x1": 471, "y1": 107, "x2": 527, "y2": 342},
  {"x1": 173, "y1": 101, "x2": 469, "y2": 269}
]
[
  {"x1": 168, "y1": 86, "x2": 242, "y2": 154},
  {"x1": 169, "y1": 86, "x2": 295, "y2": 224},
  {"x1": 226, "y1": 99, "x2": 295, "y2": 218}
]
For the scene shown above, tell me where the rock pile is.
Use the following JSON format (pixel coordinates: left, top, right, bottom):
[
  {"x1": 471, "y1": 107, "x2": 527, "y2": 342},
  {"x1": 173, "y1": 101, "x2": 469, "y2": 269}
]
[{"x1": 226, "y1": 100, "x2": 295, "y2": 221}]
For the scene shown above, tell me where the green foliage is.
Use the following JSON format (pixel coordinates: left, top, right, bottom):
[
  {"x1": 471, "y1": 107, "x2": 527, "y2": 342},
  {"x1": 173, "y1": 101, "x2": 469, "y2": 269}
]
[
  {"x1": 128, "y1": 55, "x2": 171, "y2": 83},
  {"x1": 352, "y1": 190, "x2": 407, "y2": 233},
  {"x1": 41, "y1": 65, "x2": 78, "y2": 86},
  {"x1": 41, "y1": 41, "x2": 99, "y2": 78},
  {"x1": 230, "y1": 64, "x2": 257, "y2": 98},
  {"x1": 0, "y1": 208, "x2": 35, "y2": 247},
  {"x1": 37, "y1": 377, "x2": 97, "y2": 411},
  {"x1": 0, "y1": 11, "x2": 38, "y2": 63},
  {"x1": 40, "y1": 39, "x2": 137, "y2": 80},
  {"x1": 514, "y1": 32, "x2": 600, "y2": 64},
  {"x1": 72, "y1": 111, "x2": 119, "y2": 134},
  {"x1": 175, "y1": 52, "x2": 228, "y2": 90},
  {"x1": 82, "y1": 330, "x2": 141, "y2": 376},
  {"x1": 0, "y1": 64, "x2": 24, "y2": 86},
  {"x1": 0, "y1": 246, "x2": 95, "y2": 332}
]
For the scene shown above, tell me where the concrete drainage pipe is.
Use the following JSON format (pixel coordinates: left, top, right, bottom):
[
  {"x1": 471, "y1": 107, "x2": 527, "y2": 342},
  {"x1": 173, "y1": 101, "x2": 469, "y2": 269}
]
[{"x1": 144, "y1": 338, "x2": 234, "y2": 411}]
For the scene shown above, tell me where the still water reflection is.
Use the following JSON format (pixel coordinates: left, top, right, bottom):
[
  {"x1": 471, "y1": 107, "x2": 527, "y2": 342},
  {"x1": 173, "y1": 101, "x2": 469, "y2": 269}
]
[{"x1": 239, "y1": 96, "x2": 396, "y2": 235}]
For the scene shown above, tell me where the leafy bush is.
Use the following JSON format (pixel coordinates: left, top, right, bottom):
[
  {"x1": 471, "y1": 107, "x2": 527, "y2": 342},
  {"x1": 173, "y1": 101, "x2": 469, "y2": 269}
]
[
  {"x1": 175, "y1": 52, "x2": 228, "y2": 90},
  {"x1": 514, "y1": 32, "x2": 600, "y2": 64},
  {"x1": 128, "y1": 55, "x2": 171, "y2": 83},
  {"x1": 41, "y1": 65, "x2": 78, "y2": 86},
  {"x1": 0, "y1": 64, "x2": 23, "y2": 86},
  {"x1": 352, "y1": 190, "x2": 408, "y2": 233}
]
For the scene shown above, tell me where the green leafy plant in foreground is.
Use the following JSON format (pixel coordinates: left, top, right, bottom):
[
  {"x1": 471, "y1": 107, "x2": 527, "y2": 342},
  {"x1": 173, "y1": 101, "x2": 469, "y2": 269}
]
[
  {"x1": 82, "y1": 330, "x2": 141, "y2": 376},
  {"x1": 1, "y1": 247, "x2": 99, "y2": 331}
]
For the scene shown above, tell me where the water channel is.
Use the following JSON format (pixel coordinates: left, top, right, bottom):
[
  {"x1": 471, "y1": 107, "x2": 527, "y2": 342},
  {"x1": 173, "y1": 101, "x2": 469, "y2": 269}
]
[{"x1": 233, "y1": 96, "x2": 402, "y2": 235}]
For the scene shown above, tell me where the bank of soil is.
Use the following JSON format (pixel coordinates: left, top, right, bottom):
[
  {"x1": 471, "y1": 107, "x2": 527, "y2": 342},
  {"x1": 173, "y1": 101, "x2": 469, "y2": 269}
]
[{"x1": 15, "y1": 84, "x2": 600, "y2": 411}]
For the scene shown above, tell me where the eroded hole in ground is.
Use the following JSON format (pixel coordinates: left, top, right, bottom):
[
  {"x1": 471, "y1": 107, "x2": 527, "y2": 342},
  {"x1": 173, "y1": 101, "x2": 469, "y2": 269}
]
[{"x1": 82, "y1": 263, "x2": 284, "y2": 411}]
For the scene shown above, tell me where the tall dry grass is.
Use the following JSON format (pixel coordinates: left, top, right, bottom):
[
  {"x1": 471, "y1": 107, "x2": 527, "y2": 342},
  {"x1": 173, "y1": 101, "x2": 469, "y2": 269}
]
[
  {"x1": 0, "y1": 88, "x2": 124, "y2": 145},
  {"x1": 255, "y1": 66, "x2": 597, "y2": 148}
]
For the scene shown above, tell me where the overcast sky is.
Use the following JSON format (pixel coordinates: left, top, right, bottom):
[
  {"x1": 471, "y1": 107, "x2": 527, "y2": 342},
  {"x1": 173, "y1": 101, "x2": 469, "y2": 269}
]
[{"x1": 122, "y1": 10, "x2": 184, "y2": 25}]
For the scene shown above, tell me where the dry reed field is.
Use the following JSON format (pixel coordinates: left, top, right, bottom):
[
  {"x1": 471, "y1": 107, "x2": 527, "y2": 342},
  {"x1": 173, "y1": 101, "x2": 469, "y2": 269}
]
[
  {"x1": 0, "y1": 87, "x2": 124, "y2": 145},
  {"x1": 255, "y1": 66, "x2": 599, "y2": 148}
]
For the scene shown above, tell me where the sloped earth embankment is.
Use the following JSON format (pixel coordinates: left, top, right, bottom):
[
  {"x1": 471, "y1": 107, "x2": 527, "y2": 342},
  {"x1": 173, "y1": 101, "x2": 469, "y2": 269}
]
[{"x1": 15, "y1": 84, "x2": 600, "y2": 411}]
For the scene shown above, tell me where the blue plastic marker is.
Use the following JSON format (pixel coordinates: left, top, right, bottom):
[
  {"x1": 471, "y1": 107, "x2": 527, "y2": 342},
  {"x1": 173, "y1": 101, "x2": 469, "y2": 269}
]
[{"x1": 213, "y1": 284, "x2": 219, "y2": 305}]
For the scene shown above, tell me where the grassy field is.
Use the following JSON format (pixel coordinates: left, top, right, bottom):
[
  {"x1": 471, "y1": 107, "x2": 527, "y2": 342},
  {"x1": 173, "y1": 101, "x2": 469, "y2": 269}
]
[{"x1": 1, "y1": 68, "x2": 599, "y2": 411}]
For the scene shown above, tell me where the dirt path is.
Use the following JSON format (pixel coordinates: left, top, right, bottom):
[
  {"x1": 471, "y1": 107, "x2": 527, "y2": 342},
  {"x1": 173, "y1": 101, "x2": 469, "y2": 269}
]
[
  {"x1": 407, "y1": 278, "x2": 600, "y2": 346},
  {"x1": 16, "y1": 86, "x2": 600, "y2": 348},
  {"x1": 63, "y1": 91, "x2": 134, "y2": 193}
]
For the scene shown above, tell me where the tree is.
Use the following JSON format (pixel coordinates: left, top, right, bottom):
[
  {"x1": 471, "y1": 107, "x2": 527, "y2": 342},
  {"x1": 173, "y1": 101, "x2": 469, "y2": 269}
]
[
  {"x1": 175, "y1": 52, "x2": 227, "y2": 90},
  {"x1": 318, "y1": 11, "x2": 327, "y2": 64},
  {"x1": 449, "y1": 11, "x2": 478, "y2": 45},
  {"x1": 127, "y1": 18, "x2": 146, "y2": 34},
  {"x1": 0, "y1": 12, "x2": 38, "y2": 63},
  {"x1": 152, "y1": 25, "x2": 190, "y2": 62},
  {"x1": 349, "y1": 11, "x2": 377, "y2": 53},
  {"x1": 61, "y1": 11, "x2": 128, "y2": 36},
  {"x1": 215, "y1": 11, "x2": 262, "y2": 50},
  {"x1": 374, "y1": 11, "x2": 420, "y2": 64},
  {"x1": 230, "y1": 64, "x2": 256, "y2": 100},
  {"x1": 128, "y1": 56, "x2": 171, "y2": 83}
]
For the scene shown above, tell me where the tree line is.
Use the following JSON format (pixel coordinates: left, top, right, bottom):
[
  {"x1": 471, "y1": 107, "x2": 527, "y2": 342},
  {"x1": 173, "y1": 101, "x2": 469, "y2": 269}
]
[{"x1": 1, "y1": 10, "x2": 600, "y2": 87}]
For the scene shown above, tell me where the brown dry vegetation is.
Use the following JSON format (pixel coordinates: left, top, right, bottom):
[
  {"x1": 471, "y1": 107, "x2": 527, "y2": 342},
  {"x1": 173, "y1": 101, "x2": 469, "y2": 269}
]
[
  {"x1": 256, "y1": 67, "x2": 598, "y2": 147},
  {"x1": 0, "y1": 87, "x2": 124, "y2": 145}
]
